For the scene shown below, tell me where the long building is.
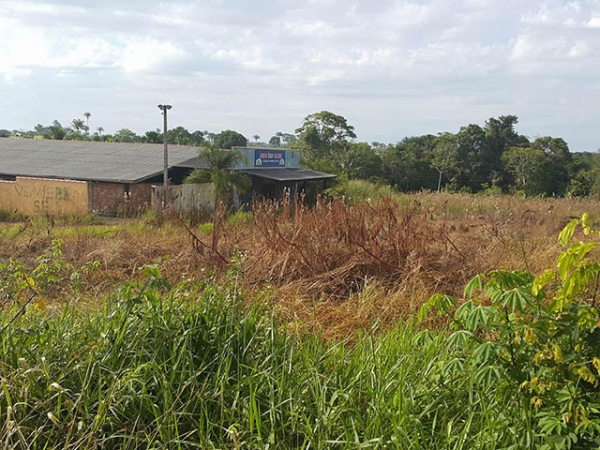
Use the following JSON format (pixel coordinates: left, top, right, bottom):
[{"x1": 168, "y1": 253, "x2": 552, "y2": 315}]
[{"x1": 0, "y1": 139, "x2": 335, "y2": 216}]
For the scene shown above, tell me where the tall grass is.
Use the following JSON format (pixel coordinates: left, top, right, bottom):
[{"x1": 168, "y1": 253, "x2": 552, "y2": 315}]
[{"x1": 2, "y1": 273, "x2": 537, "y2": 449}]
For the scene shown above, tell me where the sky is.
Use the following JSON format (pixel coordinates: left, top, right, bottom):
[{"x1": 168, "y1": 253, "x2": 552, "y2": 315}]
[{"x1": 1, "y1": 0, "x2": 599, "y2": 152}]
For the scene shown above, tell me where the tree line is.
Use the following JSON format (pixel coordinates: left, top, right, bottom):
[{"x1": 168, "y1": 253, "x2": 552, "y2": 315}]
[{"x1": 3, "y1": 111, "x2": 599, "y2": 197}]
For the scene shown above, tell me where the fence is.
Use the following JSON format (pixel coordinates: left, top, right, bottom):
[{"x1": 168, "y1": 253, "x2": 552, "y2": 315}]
[{"x1": 152, "y1": 183, "x2": 215, "y2": 214}]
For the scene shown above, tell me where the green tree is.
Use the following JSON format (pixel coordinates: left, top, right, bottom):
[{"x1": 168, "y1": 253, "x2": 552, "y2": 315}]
[
  {"x1": 381, "y1": 135, "x2": 438, "y2": 192},
  {"x1": 213, "y1": 130, "x2": 247, "y2": 149},
  {"x1": 295, "y1": 111, "x2": 357, "y2": 172},
  {"x1": 431, "y1": 133, "x2": 459, "y2": 192},
  {"x1": 345, "y1": 142, "x2": 384, "y2": 180},
  {"x1": 502, "y1": 146, "x2": 546, "y2": 195},
  {"x1": 190, "y1": 130, "x2": 204, "y2": 145},
  {"x1": 71, "y1": 118, "x2": 86, "y2": 132},
  {"x1": 168, "y1": 126, "x2": 192, "y2": 145},
  {"x1": 144, "y1": 129, "x2": 163, "y2": 143},
  {"x1": 532, "y1": 136, "x2": 572, "y2": 196},
  {"x1": 483, "y1": 115, "x2": 529, "y2": 188},
  {"x1": 83, "y1": 112, "x2": 91, "y2": 133},
  {"x1": 47, "y1": 120, "x2": 67, "y2": 140},
  {"x1": 269, "y1": 135, "x2": 281, "y2": 147},
  {"x1": 112, "y1": 128, "x2": 139, "y2": 143}
]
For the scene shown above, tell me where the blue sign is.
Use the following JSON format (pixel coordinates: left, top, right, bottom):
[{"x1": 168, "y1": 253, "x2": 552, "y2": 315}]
[{"x1": 254, "y1": 149, "x2": 286, "y2": 167}]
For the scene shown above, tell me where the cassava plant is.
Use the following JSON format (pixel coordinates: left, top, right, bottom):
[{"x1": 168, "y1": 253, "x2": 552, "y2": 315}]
[{"x1": 419, "y1": 212, "x2": 600, "y2": 449}]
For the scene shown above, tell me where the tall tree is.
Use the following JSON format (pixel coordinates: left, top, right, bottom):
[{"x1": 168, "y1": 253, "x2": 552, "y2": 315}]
[
  {"x1": 83, "y1": 112, "x2": 91, "y2": 133},
  {"x1": 112, "y1": 128, "x2": 139, "y2": 143},
  {"x1": 48, "y1": 120, "x2": 67, "y2": 140},
  {"x1": 213, "y1": 130, "x2": 248, "y2": 149},
  {"x1": 295, "y1": 111, "x2": 357, "y2": 171},
  {"x1": 431, "y1": 133, "x2": 459, "y2": 192},
  {"x1": 502, "y1": 147, "x2": 546, "y2": 195},
  {"x1": 252, "y1": 134, "x2": 260, "y2": 143},
  {"x1": 72, "y1": 118, "x2": 85, "y2": 132}
]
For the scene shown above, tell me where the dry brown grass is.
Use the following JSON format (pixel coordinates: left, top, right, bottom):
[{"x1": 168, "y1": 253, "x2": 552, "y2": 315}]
[{"x1": 1, "y1": 192, "x2": 598, "y2": 338}]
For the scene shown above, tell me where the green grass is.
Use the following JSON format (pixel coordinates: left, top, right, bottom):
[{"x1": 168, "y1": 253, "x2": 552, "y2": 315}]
[{"x1": 0, "y1": 272, "x2": 541, "y2": 449}]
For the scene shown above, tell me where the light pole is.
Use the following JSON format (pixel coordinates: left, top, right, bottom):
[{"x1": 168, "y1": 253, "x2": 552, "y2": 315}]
[{"x1": 158, "y1": 104, "x2": 172, "y2": 208}]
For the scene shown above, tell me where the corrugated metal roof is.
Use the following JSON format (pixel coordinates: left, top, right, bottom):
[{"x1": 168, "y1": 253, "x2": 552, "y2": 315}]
[
  {"x1": 241, "y1": 168, "x2": 337, "y2": 182},
  {"x1": 0, "y1": 138, "x2": 201, "y2": 183}
]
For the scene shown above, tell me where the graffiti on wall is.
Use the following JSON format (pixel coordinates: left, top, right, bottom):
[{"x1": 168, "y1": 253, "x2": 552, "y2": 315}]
[{"x1": 0, "y1": 178, "x2": 88, "y2": 216}]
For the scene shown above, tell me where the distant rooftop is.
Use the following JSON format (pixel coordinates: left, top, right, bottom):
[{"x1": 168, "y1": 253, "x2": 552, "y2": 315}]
[{"x1": 0, "y1": 138, "x2": 202, "y2": 183}]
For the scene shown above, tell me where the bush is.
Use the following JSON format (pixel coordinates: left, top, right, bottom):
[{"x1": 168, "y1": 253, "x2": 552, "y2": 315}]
[
  {"x1": 420, "y1": 212, "x2": 600, "y2": 449},
  {"x1": 325, "y1": 179, "x2": 394, "y2": 205}
]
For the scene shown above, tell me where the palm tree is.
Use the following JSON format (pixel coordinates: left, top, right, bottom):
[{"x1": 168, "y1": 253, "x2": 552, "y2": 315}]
[
  {"x1": 185, "y1": 145, "x2": 251, "y2": 209},
  {"x1": 253, "y1": 134, "x2": 260, "y2": 144},
  {"x1": 83, "y1": 112, "x2": 91, "y2": 133},
  {"x1": 72, "y1": 118, "x2": 85, "y2": 132}
]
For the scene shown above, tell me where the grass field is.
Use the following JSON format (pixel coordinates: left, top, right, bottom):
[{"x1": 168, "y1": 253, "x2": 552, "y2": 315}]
[{"x1": 1, "y1": 192, "x2": 600, "y2": 448}]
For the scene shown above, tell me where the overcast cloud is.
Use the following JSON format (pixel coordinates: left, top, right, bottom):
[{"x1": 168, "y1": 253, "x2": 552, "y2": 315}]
[{"x1": 1, "y1": 0, "x2": 599, "y2": 151}]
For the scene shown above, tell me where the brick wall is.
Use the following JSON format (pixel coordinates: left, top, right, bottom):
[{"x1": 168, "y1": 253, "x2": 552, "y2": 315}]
[{"x1": 90, "y1": 182, "x2": 153, "y2": 215}]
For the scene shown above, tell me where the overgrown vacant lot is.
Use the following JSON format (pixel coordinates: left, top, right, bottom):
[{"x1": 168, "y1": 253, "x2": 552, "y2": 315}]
[
  {"x1": 0, "y1": 193, "x2": 596, "y2": 335},
  {"x1": 1, "y1": 193, "x2": 600, "y2": 449}
]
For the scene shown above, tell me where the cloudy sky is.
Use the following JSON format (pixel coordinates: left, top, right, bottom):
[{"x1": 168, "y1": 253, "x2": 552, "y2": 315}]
[{"x1": 1, "y1": 0, "x2": 599, "y2": 151}]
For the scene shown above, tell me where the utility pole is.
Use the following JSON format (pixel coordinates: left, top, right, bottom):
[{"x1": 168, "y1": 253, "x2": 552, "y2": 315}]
[{"x1": 158, "y1": 104, "x2": 172, "y2": 208}]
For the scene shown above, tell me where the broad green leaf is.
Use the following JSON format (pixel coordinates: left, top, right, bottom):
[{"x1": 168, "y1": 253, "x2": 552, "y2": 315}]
[
  {"x1": 455, "y1": 300, "x2": 474, "y2": 322},
  {"x1": 474, "y1": 365, "x2": 501, "y2": 386},
  {"x1": 532, "y1": 269, "x2": 554, "y2": 296},
  {"x1": 447, "y1": 330, "x2": 473, "y2": 347},
  {"x1": 581, "y1": 212, "x2": 591, "y2": 236},
  {"x1": 463, "y1": 274, "x2": 485, "y2": 298},
  {"x1": 500, "y1": 288, "x2": 531, "y2": 313},
  {"x1": 443, "y1": 358, "x2": 464, "y2": 377},
  {"x1": 558, "y1": 219, "x2": 579, "y2": 246},
  {"x1": 473, "y1": 342, "x2": 496, "y2": 364}
]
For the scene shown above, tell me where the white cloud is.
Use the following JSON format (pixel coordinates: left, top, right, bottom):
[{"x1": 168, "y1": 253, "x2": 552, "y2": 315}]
[
  {"x1": 0, "y1": 0, "x2": 599, "y2": 151},
  {"x1": 120, "y1": 39, "x2": 188, "y2": 73}
]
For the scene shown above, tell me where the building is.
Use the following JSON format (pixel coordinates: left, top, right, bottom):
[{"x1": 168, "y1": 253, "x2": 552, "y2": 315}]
[
  {"x1": 0, "y1": 139, "x2": 335, "y2": 216},
  {"x1": 0, "y1": 138, "x2": 201, "y2": 215}
]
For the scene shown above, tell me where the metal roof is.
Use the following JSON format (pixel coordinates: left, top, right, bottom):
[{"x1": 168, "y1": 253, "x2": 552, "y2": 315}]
[
  {"x1": 0, "y1": 138, "x2": 202, "y2": 183},
  {"x1": 241, "y1": 168, "x2": 337, "y2": 182}
]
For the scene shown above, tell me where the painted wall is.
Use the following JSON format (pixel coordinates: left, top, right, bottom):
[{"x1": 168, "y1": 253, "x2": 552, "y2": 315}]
[{"x1": 0, "y1": 177, "x2": 89, "y2": 216}]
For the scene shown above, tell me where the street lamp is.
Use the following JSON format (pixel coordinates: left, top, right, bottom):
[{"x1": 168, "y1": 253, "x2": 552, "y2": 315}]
[{"x1": 158, "y1": 104, "x2": 172, "y2": 208}]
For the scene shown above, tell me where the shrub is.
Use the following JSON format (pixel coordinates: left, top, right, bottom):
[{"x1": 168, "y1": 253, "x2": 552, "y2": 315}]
[{"x1": 420, "y1": 212, "x2": 600, "y2": 449}]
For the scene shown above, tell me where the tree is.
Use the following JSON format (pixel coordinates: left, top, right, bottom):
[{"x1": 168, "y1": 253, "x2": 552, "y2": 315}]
[
  {"x1": 112, "y1": 128, "x2": 139, "y2": 143},
  {"x1": 185, "y1": 146, "x2": 251, "y2": 208},
  {"x1": 72, "y1": 118, "x2": 85, "y2": 132},
  {"x1": 295, "y1": 111, "x2": 357, "y2": 172},
  {"x1": 83, "y1": 112, "x2": 91, "y2": 134},
  {"x1": 252, "y1": 134, "x2": 260, "y2": 143},
  {"x1": 190, "y1": 130, "x2": 204, "y2": 146},
  {"x1": 144, "y1": 129, "x2": 163, "y2": 143},
  {"x1": 431, "y1": 133, "x2": 459, "y2": 192},
  {"x1": 47, "y1": 120, "x2": 67, "y2": 140},
  {"x1": 34, "y1": 123, "x2": 48, "y2": 136},
  {"x1": 345, "y1": 142, "x2": 384, "y2": 181},
  {"x1": 213, "y1": 130, "x2": 247, "y2": 149},
  {"x1": 381, "y1": 135, "x2": 438, "y2": 192},
  {"x1": 269, "y1": 135, "x2": 281, "y2": 147},
  {"x1": 502, "y1": 147, "x2": 546, "y2": 195},
  {"x1": 531, "y1": 136, "x2": 572, "y2": 196},
  {"x1": 168, "y1": 126, "x2": 193, "y2": 145},
  {"x1": 482, "y1": 115, "x2": 529, "y2": 188}
]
